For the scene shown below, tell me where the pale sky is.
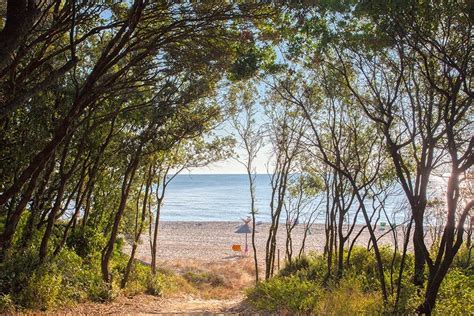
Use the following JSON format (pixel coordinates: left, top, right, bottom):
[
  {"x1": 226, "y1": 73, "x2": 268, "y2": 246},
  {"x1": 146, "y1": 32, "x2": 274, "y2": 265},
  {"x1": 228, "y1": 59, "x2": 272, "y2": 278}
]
[{"x1": 187, "y1": 144, "x2": 271, "y2": 174}]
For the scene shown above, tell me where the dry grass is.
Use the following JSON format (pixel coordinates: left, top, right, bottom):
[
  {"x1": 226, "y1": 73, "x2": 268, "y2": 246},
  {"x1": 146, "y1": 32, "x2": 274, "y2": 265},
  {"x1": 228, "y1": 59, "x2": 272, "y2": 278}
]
[
  {"x1": 47, "y1": 258, "x2": 256, "y2": 314},
  {"x1": 160, "y1": 258, "x2": 256, "y2": 299}
]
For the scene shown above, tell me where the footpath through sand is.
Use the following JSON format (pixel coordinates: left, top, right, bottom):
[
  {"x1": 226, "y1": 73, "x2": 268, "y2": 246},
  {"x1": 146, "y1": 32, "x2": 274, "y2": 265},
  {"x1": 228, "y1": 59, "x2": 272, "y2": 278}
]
[{"x1": 55, "y1": 294, "x2": 245, "y2": 314}]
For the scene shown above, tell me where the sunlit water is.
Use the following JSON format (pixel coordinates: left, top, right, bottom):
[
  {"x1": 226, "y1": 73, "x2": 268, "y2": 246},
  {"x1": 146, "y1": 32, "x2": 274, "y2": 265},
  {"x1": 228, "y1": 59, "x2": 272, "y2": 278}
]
[{"x1": 160, "y1": 174, "x2": 408, "y2": 224}]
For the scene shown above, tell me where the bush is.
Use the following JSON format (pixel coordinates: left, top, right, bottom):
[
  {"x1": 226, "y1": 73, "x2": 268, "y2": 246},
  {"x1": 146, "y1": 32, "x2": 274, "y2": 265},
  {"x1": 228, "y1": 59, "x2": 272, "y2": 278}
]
[
  {"x1": 434, "y1": 269, "x2": 474, "y2": 315},
  {"x1": 247, "y1": 248, "x2": 413, "y2": 314},
  {"x1": 0, "y1": 294, "x2": 15, "y2": 313},
  {"x1": 318, "y1": 275, "x2": 384, "y2": 315},
  {"x1": 280, "y1": 255, "x2": 327, "y2": 285},
  {"x1": 14, "y1": 248, "x2": 102, "y2": 309},
  {"x1": 182, "y1": 268, "x2": 227, "y2": 287},
  {"x1": 452, "y1": 245, "x2": 474, "y2": 272},
  {"x1": 246, "y1": 276, "x2": 322, "y2": 313},
  {"x1": 67, "y1": 226, "x2": 106, "y2": 260},
  {"x1": 279, "y1": 255, "x2": 312, "y2": 277},
  {"x1": 19, "y1": 269, "x2": 62, "y2": 310},
  {"x1": 0, "y1": 246, "x2": 111, "y2": 309},
  {"x1": 146, "y1": 274, "x2": 165, "y2": 296},
  {"x1": 0, "y1": 247, "x2": 40, "y2": 297}
]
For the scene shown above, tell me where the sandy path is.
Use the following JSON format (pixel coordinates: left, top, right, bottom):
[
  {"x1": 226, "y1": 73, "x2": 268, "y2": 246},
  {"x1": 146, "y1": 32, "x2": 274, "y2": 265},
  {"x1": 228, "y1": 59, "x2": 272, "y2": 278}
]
[
  {"x1": 157, "y1": 295, "x2": 244, "y2": 313},
  {"x1": 55, "y1": 294, "x2": 245, "y2": 314}
]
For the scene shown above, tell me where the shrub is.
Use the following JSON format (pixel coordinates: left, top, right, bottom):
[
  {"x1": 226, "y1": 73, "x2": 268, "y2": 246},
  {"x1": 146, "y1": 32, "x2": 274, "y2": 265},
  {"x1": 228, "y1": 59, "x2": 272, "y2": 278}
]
[
  {"x1": 18, "y1": 269, "x2": 62, "y2": 310},
  {"x1": 279, "y1": 255, "x2": 311, "y2": 277},
  {"x1": 67, "y1": 226, "x2": 106, "y2": 260},
  {"x1": 318, "y1": 275, "x2": 384, "y2": 315},
  {"x1": 0, "y1": 245, "x2": 112, "y2": 309},
  {"x1": 0, "y1": 247, "x2": 39, "y2": 297},
  {"x1": 279, "y1": 254, "x2": 330, "y2": 283},
  {"x1": 182, "y1": 268, "x2": 227, "y2": 287},
  {"x1": 452, "y1": 246, "x2": 474, "y2": 272},
  {"x1": 146, "y1": 274, "x2": 165, "y2": 296},
  {"x1": 0, "y1": 294, "x2": 15, "y2": 313},
  {"x1": 434, "y1": 269, "x2": 474, "y2": 315},
  {"x1": 246, "y1": 276, "x2": 321, "y2": 313},
  {"x1": 121, "y1": 259, "x2": 150, "y2": 296},
  {"x1": 87, "y1": 279, "x2": 116, "y2": 302}
]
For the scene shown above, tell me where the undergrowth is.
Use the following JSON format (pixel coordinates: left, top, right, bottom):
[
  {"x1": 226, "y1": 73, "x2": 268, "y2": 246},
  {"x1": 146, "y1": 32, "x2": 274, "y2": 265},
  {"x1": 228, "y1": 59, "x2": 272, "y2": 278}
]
[{"x1": 246, "y1": 246, "x2": 474, "y2": 315}]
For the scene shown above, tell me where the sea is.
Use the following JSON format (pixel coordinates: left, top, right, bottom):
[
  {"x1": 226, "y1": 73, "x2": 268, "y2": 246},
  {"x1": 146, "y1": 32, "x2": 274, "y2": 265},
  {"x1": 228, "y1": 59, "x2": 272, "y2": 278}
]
[{"x1": 160, "y1": 174, "x2": 407, "y2": 224}]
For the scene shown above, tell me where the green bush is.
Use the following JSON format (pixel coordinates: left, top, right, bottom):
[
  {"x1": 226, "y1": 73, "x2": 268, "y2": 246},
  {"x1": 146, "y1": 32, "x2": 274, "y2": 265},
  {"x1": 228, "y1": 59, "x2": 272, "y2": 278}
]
[
  {"x1": 247, "y1": 248, "x2": 416, "y2": 314},
  {"x1": 434, "y1": 269, "x2": 474, "y2": 315},
  {"x1": 146, "y1": 274, "x2": 165, "y2": 296},
  {"x1": 67, "y1": 226, "x2": 106, "y2": 260},
  {"x1": 246, "y1": 276, "x2": 322, "y2": 313},
  {"x1": 279, "y1": 255, "x2": 312, "y2": 277},
  {"x1": 121, "y1": 259, "x2": 149, "y2": 296},
  {"x1": 319, "y1": 275, "x2": 383, "y2": 315},
  {"x1": 182, "y1": 268, "x2": 227, "y2": 287},
  {"x1": 280, "y1": 254, "x2": 327, "y2": 283},
  {"x1": 0, "y1": 246, "x2": 111, "y2": 309},
  {"x1": 19, "y1": 269, "x2": 62, "y2": 310},
  {"x1": 0, "y1": 247, "x2": 40, "y2": 297},
  {"x1": 14, "y1": 248, "x2": 99, "y2": 309},
  {"x1": 452, "y1": 246, "x2": 474, "y2": 272},
  {"x1": 0, "y1": 294, "x2": 15, "y2": 313}
]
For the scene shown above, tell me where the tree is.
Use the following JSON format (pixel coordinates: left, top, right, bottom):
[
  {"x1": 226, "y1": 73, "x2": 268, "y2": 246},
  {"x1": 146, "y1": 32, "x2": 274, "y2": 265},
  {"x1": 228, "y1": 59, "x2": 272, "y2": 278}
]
[
  {"x1": 0, "y1": 2, "x2": 273, "y2": 260},
  {"x1": 229, "y1": 82, "x2": 264, "y2": 283},
  {"x1": 331, "y1": 2, "x2": 473, "y2": 310},
  {"x1": 263, "y1": 91, "x2": 305, "y2": 279}
]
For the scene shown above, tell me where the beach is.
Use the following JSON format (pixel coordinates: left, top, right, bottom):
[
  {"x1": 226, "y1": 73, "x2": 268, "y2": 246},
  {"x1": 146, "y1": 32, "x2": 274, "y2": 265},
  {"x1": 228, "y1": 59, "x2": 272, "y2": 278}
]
[{"x1": 130, "y1": 221, "x2": 410, "y2": 265}]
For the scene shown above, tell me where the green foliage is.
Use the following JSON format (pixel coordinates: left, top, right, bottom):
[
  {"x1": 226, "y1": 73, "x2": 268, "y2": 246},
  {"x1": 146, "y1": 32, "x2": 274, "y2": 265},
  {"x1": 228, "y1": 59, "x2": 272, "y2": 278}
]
[
  {"x1": 0, "y1": 246, "x2": 112, "y2": 310},
  {"x1": 67, "y1": 226, "x2": 107, "y2": 260},
  {"x1": 146, "y1": 274, "x2": 166, "y2": 296},
  {"x1": 122, "y1": 261, "x2": 190, "y2": 297},
  {"x1": 279, "y1": 254, "x2": 326, "y2": 282},
  {"x1": 229, "y1": 45, "x2": 275, "y2": 81},
  {"x1": 452, "y1": 245, "x2": 474, "y2": 272},
  {"x1": 182, "y1": 268, "x2": 227, "y2": 287},
  {"x1": 246, "y1": 276, "x2": 322, "y2": 313},
  {"x1": 435, "y1": 269, "x2": 474, "y2": 315},
  {"x1": 19, "y1": 268, "x2": 63, "y2": 310},
  {"x1": 0, "y1": 247, "x2": 92, "y2": 310},
  {"x1": 319, "y1": 275, "x2": 384, "y2": 315},
  {"x1": 0, "y1": 242, "x2": 188, "y2": 311},
  {"x1": 248, "y1": 247, "x2": 474, "y2": 314},
  {"x1": 0, "y1": 294, "x2": 14, "y2": 313}
]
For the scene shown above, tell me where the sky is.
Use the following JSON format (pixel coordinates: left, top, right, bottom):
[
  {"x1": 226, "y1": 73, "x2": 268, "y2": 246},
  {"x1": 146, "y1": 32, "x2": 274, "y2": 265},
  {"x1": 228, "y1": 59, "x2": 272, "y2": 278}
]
[
  {"x1": 186, "y1": 120, "x2": 272, "y2": 174},
  {"x1": 187, "y1": 147, "x2": 271, "y2": 174}
]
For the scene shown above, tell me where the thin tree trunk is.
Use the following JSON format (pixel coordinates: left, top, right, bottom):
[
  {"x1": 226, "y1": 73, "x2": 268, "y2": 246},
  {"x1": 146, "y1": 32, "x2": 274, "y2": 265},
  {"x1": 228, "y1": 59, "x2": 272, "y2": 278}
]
[
  {"x1": 122, "y1": 165, "x2": 152, "y2": 288},
  {"x1": 101, "y1": 154, "x2": 140, "y2": 283}
]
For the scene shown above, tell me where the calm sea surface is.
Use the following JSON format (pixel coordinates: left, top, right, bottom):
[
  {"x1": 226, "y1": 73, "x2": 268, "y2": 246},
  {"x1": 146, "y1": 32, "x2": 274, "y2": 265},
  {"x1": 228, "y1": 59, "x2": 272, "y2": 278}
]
[{"x1": 160, "y1": 174, "x2": 406, "y2": 223}]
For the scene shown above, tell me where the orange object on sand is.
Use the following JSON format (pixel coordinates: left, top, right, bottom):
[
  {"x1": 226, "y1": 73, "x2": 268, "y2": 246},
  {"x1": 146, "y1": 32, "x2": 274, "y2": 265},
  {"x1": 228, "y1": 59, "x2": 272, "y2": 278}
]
[{"x1": 232, "y1": 244, "x2": 242, "y2": 252}]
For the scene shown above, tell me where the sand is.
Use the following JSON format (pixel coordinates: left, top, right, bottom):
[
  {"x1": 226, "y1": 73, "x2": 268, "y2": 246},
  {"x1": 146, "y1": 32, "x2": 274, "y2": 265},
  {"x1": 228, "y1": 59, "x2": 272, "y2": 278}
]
[{"x1": 130, "y1": 221, "x2": 409, "y2": 265}]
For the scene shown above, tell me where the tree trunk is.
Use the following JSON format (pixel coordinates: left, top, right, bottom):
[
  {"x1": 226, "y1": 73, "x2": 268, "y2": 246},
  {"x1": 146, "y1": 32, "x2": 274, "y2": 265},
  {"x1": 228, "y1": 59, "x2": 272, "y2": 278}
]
[
  {"x1": 101, "y1": 155, "x2": 139, "y2": 283},
  {"x1": 413, "y1": 210, "x2": 426, "y2": 287},
  {"x1": 0, "y1": 0, "x2": 39, "y2": 71},
  {"x1": 0, "y1": 166, "x2": 42, "y2": 259},
  {"x1": 151, "y1": 198, "x2": 162, "y2": 275},
  {"x1": 247, "y1": 172, "x2": 259, "y2": 283},
  {"x1": 39, "y1": 176, "x2": 67, "y2": 261},
  {"x1": 122, "y1": 165, "x2": 152, "y2": 288}
]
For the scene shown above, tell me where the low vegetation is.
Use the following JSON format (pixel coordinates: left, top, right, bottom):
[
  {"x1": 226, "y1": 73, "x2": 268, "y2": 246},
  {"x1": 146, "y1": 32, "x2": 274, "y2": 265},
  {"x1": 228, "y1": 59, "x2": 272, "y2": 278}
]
[
  {"x1": 0, "y1": 233, "x2": 249, "y2": 313},
  {"x1": 246, "y1": 247, "x2": 474, "y2": 315}
]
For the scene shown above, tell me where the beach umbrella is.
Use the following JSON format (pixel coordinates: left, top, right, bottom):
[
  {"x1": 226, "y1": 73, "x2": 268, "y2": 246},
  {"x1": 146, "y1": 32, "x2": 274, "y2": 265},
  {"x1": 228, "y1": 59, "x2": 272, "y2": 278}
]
[{"x1": 235, "y1": 224, "x2": 252, "y2": 253}]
